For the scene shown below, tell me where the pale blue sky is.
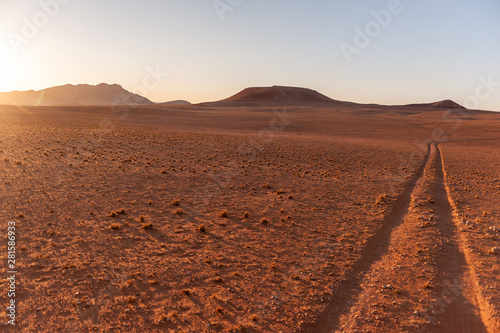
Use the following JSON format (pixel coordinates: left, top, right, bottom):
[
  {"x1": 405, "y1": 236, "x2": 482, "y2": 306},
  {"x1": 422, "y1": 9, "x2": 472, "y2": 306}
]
[{"x1": 1, "y1": 0, "x2": 499, "y2": 110}]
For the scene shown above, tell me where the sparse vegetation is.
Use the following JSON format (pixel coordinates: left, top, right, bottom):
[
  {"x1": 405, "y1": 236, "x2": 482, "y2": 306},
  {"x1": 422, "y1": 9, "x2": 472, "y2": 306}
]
[{"x1": 6, "y1": 99, "x2": 500, "y2": 332}]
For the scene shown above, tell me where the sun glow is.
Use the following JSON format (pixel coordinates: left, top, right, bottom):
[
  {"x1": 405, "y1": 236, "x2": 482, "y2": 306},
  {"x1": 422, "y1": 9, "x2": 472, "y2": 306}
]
[{"x1": 0, "y1": 42, "x2": 21, "y2": 92}]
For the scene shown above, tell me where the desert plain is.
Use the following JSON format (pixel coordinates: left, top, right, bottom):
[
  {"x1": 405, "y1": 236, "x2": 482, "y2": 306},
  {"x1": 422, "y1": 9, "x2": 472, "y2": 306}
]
[{"x1": 0, "y1": 90, "x2": 499, "y2": 332}]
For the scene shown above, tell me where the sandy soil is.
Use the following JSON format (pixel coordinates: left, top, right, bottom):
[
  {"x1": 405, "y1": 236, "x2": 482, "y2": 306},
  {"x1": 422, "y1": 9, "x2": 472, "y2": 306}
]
[{"x1": 0, "y1": 104, "x2": 498, "y2": 332}]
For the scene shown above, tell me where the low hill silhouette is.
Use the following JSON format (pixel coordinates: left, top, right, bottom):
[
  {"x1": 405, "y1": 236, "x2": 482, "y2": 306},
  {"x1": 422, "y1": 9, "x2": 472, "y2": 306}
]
[
  {"x1": 0, "y1": 83, "x2": 154, "y2": 106},
  {"x1": 200, "y1": 86, "x2": 352, "y2": 106},
  {"x1": 406, "y1": 99, "x2": 466, "y2": 110}
]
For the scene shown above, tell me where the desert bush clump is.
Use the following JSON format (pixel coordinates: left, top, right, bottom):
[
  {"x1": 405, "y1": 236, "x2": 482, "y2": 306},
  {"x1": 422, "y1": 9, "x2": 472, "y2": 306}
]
[
  {"x1": 489, "y1": 246, "x2": 500, "y2": 255},
  {"x1": 375, "y1": 194, "x2": 388, "y2": 205}
]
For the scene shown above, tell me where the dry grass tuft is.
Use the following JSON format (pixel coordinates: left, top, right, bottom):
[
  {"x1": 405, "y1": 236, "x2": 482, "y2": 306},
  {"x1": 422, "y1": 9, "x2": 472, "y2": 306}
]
[{"x1": 141, "y1": 223, "x2": 153, "y2": 230}]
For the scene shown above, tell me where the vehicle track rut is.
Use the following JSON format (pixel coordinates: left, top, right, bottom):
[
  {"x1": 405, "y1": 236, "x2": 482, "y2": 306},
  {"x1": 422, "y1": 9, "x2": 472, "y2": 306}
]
[{"x1": 299, "y1": 143, "x2": 488, "y2": 332}]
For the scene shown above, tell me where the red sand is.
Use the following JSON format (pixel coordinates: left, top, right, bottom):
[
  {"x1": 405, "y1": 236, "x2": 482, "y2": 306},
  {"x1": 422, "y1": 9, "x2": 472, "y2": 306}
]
[{"x1": 0, "y1": 103, "x2": 498, "y2": 332}]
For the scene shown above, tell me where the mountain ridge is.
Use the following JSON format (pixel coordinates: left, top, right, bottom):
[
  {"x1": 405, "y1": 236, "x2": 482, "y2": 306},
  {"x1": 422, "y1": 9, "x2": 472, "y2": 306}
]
[
  {"x1": 0, "y1": 84, "x2": 466, "y2": 110},
  {"x1": 0, "y1": 83, "x2": 154, "y2": 106}
]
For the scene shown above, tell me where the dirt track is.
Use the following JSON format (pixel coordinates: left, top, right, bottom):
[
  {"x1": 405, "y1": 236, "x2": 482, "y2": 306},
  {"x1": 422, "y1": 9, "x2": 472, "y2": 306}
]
[{"x1": 301, "y1": 144, "x2": 490, "y2": 332}]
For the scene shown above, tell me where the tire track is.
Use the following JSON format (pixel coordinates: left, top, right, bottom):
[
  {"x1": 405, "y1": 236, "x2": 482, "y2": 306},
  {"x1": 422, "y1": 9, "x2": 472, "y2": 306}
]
[
  {"x1": 300, "y1": 143, "x2": 488, "y2": 332},
  {"x1": 298, "y1": 144, "x2": 432, "y2": 332},
  {"x1": 437, "y1": 144, "x2": 497, "y2": 333},
  {"x1": 424, "y1": 144, "x2": 487, "y2": 332}
]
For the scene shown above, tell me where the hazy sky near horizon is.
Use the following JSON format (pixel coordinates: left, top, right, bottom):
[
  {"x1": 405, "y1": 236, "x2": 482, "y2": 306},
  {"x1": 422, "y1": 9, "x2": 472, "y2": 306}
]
[{"x1": 1, "y1": 0, "x2": 499, "y2": 110}]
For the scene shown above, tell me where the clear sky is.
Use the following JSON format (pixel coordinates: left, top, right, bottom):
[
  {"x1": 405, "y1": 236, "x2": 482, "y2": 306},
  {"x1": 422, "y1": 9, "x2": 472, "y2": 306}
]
[{"x1": 1, "y1": 0, "x2": 499, "y2": 110}]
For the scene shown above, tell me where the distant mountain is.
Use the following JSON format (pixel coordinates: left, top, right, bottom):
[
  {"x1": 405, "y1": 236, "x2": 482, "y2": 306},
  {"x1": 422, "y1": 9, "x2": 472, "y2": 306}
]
[
  {"x1": 0, "y1": 83, "x2": 154, "y2": 106},
  {"x1": 406, "y1": 99, "x2": 466, "y2": 110},
  {"x1": 157, "y1": 100, "x2": 191, "y2": 105},
  {"x1": 200, "y1": 86, "x2": 352, "y2": 106},
  {"x1": 0, "y1": 83, "x2": 466, "y2": 111}
]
